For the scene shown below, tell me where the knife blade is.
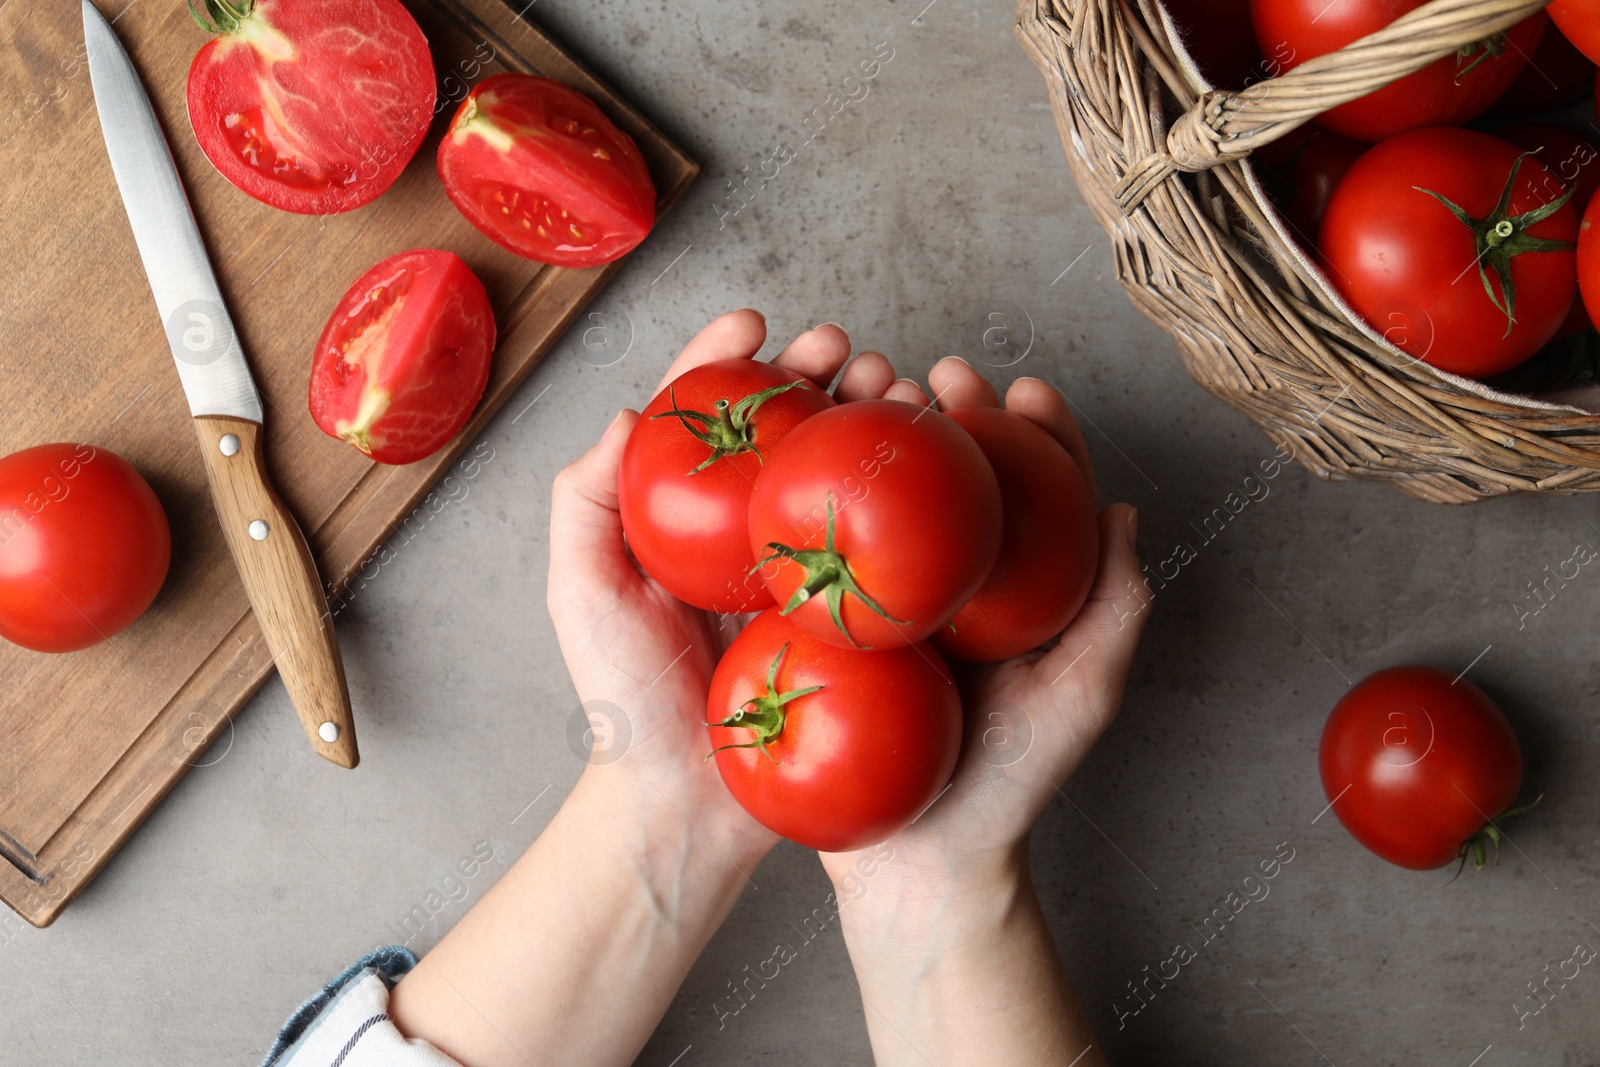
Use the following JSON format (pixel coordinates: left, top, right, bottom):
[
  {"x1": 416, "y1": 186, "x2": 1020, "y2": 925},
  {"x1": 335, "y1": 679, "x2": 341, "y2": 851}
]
[{"x1": 83, "y1": 0, "x2": 358, "y2": 769}]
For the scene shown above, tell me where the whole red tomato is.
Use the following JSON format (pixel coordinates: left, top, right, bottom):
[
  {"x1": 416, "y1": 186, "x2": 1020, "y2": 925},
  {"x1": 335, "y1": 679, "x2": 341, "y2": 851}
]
[
  {"x1": 1550, "y1": 0, "x2": 1600, "y2": 66},
  {"x1": 438, "y1": 74, "x2": 656, "y2": 267},
  {"x1": 0, "y1": 444, "x2": 171, "y2": 653},
  {"x1": 1249, "y1": 0, "x2": 1545, "y2": 142},
  {"x1": 1573, "y1": 184, "x2": 1600, "y2": 330},
  {"x1": 1319, "y1": 127, "x2": 1578, "y2": 379},
  {"x1": 933, "y1": 407, "x2": 1098, "y2": 663},
  {"x1": 1254, "y1": 125, "x2": 1368, "y2": 243},
  {"x1": 746, "y1": 399, "x2": 1002, "y2": 650},
  {"x1": 619, "y1": 359, "x2": 835, "y2": 613},
  {"x1": 1320, "y1": 665, "x2": 1523, "y2": 871},
  {"x1": 1489, "y1": 23, "x2": 1596, "y2": 115},
  {"x1": 309, "y1": 249, "x2": 496, "y2": 465},
  {"x1": 186, "y1": 0, "x2": 436, "y2": 214},
  {"x1": 707, "y1": 607, "x2": 963, "y2": 852}
]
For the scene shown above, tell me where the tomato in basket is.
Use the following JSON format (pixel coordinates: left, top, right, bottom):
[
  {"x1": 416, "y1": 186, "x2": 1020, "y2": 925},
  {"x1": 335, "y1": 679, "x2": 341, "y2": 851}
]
[
  {"x1": 1249, "y1": 0, "x2": 1546, "y2": 142},
  {"x1": 1319, "y1": 127, "x2": 1579, "y2": 379}
]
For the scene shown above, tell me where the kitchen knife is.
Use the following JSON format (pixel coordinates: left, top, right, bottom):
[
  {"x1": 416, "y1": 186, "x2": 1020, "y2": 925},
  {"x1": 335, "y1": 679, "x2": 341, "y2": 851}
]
[{"x1": 82, "y1": 0, "x2": 358, "y2": 769}]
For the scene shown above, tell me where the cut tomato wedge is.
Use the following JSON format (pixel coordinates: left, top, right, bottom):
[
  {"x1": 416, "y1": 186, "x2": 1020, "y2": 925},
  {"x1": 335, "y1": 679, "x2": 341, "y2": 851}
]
[
  {"x1": 185, "y1": 0, "x2": 436, "y2": 214},
  {"x1": 438, "y1": 74, "x2": 656, "y2": 267},
  {"x1": 308, "y1": 249, "x2": 496, "y2": 464}
]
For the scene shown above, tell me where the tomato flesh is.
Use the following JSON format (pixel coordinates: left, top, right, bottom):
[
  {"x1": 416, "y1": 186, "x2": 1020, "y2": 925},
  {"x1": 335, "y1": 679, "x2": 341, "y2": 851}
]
[
  {"x1": 619, "y1": 359, "x2": 835, "y2": 613},
  {"x1": 186, "y1": 0, "x2": 436, "y2": 214},
  {"x1": 1320, "y1": 665, "x2": 1522, "y2": 871},
  {"x1": 438, "y1": 74, "x2": 656, "y2": 267},
  {"x1": 747, "y1": 399, "x2": 1003, "y2": 650},
  {"x1": 1249, "y1": 0, "x2": 1545, "y2": 142},
  {"x1": 1319, "y1": 127, "x2": 1578, "y2": 379},
  {"x1": 933, "y1": 407, "x2": 1098, "y2": 663},
  {"x1": 0, "y1": 444, "x2": 171, "y2": 653},
  {"x1": 308, "y1": 249, "x2": 496, "y2": 465},
  {"x1": 707, "y1": 608, "x2": 963, "y2": 853}
]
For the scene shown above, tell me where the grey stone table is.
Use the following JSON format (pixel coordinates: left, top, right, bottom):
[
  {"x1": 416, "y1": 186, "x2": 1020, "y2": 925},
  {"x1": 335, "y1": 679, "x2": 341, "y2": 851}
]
[{"x1": 4, "y1": 2, "x2": 1598, "y2": 1064}]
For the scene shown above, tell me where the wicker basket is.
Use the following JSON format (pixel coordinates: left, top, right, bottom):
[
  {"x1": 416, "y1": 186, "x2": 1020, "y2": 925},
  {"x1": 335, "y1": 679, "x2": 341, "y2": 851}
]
[{"x1": 1015, "y1": 0, "x2": 1600, "y2": 504}]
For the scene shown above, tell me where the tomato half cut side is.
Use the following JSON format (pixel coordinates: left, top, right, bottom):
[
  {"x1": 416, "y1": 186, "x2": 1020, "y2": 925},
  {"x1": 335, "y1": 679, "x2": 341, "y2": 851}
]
[
  {"x1": 185, "y1": 0, "x2": 437, "y2": 215},
  {"x1": 309, "y1": 249, "x2": 497, "y2": 465},
  {"x1": 438, "y1": 73, "x2": 656, "y2": 267}
]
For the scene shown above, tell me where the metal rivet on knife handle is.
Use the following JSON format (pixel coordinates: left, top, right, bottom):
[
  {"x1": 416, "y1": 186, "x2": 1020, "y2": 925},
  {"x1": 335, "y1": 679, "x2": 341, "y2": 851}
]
[
  {"x1": 219, "y1": 433, "x2": 240, "y2": 456},
  {"x1": 248, "y1": 519, "x2": 270, "y2": 541},
  {"x1": 318, "y1": 722, "x2": 340, "y2": 743}
]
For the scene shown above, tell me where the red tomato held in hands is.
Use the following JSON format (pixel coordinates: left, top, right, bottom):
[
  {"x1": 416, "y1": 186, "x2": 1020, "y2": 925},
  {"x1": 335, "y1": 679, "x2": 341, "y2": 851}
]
[
  {"x1": 1249, "y1": 0, "x2": 1545, "y2": 142},
  {"x1": 747, "y1": 400, "x2": 1003, "y2": 650},
  {"x1": 1319, "y1": 127, "x2": 1579, "y2": 379},
  {"x1": 1549, "y1": 0, "x2": 1600, "y2": 66},
  {"x1": 309, "y1": 249, "x2": 496, "y2": 464},
  {"x1": 707, "y1": 608, "x2": 963, "y2": 853},
  {"x1": 933, "y1": 407, "x2": 1098, "y2": 664},
  {"x1": 1320, "y1": 666, "x2": 1523, "y2": 871},
  {"x1": 0, "y1": 444, "x2": 170, "y2": 653},
  {"x1": 186, "y1": 0, "x2": 436, "y2": 214},
  {"x1": 438, "y1": 74, "x2": 656, "y2": 267},
  {"x1": 618, "y1": 359, "x2": 836, "y2": 613}
]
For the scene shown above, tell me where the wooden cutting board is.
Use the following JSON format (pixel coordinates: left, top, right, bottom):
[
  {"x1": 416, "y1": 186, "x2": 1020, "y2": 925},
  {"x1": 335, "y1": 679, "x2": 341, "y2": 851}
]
[{"x1": 0, "y1": 0, "x2": 696, "y2": 926}]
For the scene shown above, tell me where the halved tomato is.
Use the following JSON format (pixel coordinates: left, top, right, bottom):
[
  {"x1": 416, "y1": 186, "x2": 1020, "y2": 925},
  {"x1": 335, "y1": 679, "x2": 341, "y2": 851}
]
[
  {"x1": 308, "y1": 249, "x2": 496, "y2": 464},
  {"x1": 437, "y1": 74, "x2": 656, "y2": 267},
  {"x1": 185, "y1": 0, "x2": 436, "y2": 214}
]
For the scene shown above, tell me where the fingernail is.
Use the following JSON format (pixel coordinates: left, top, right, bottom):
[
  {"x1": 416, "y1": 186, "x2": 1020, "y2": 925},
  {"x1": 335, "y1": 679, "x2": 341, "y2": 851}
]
[
  {"x1": 1125, "y1": 506, "x2": 1139, "y2": 551},
  {"x1": 944, "y1": 355, "x2": 970, "y2": 367},
  {"x1": 813, "y1": 321, "x2": 845, "y2": 332}
]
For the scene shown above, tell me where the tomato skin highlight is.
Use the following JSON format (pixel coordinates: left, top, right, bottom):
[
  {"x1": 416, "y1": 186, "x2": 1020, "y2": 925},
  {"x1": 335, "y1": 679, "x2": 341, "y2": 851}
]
[
  {"x1": 185, "y1": 0, "x2": 436, "y2": 214},
  {"x1": 1318, "y1": 127, "x2": 1579, "y2": 379},
  {"x1": 1320, "y1": 666, "x2": 1522, "y2": 871},
  {"x1": 308, "y1": 249, "x2": 496, "y2": 465},
  {"x1": 1249, "y1": 0, "x2": 1545, "y2": 142},
  {"x1": 747, "y1": 399, "x2": 1003, "y2": 650},
  {"x1": 1549, "y1": 0, "x2": 1600, "y2": 66},
  {"x1": 619, "y1": 360, "x2": 836, "y2": 613},
  {"x1": 0, "y1": 444, "x2": 171, "y2": 653},
  {"x1": 933, "y1": 407, "x2": 1098, "y2": 663},
  {"x1": 707, "y1": 608, "x2": 963, "y2": 853},
  {"x1": 438, "y1": 74, "x2": 656, "y2": 267}
]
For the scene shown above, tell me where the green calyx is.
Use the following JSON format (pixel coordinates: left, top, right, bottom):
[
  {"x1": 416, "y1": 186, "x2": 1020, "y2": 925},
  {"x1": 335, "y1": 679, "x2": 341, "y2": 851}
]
[
  {"x1": 1449, "y1": 791, "x2": 1545, "y2": 882},
  {"x1": 706, "y1": 642, "x2": 822, "y2": 763},
  {"x1": 1414, "y1": 151, "x2": 1576, "y2": 340},
  {"x1": 1455, "y1": 30, "x2": 1507, "y2": 82},
  {"x1": 754, "y1": 494, "x2": 909, "y2": 650},
  {"x1": 186, "y1": 0, "x2": 254, "y2": 33},
  {"x1": 652, "y1": 379, "x2": 812, "y2": 475}
]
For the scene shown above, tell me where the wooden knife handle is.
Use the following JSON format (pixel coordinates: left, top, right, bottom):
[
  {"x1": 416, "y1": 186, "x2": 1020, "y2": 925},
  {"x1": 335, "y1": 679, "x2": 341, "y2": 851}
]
[{"x1": 193, "y1": 416, "x2": 358, "y2": 769}]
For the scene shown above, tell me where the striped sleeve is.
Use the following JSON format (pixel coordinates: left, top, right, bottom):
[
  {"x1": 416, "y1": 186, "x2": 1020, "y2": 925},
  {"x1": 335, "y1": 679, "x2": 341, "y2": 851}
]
[{"x1": 262, "y1": 947, "x2": 461, "y2": 1067}]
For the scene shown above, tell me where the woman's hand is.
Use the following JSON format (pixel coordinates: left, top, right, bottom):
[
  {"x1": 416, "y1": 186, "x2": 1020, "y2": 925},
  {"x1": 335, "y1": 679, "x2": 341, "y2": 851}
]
[
  {"x1": 392, "y1": 311, "x2": 910, "y2": 1067},
  {"x1": 816, "y1": 357, "x2": 1149, "y2": 1067}
]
